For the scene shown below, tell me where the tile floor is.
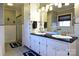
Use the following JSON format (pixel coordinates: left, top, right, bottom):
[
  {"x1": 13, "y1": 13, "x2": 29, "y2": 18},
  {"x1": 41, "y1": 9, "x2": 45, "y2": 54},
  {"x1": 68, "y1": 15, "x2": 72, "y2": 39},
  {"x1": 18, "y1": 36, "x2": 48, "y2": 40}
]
[{"x1": 5, "y1": 43, "x2": 29, "y2": 56}]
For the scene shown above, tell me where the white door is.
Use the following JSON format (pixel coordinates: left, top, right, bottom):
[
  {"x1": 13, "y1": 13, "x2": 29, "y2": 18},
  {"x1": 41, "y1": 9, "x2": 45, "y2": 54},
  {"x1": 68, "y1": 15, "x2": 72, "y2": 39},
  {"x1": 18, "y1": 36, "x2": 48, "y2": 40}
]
[{"x1": 39, "y1": 37, "x2": 47, "y2": 56}]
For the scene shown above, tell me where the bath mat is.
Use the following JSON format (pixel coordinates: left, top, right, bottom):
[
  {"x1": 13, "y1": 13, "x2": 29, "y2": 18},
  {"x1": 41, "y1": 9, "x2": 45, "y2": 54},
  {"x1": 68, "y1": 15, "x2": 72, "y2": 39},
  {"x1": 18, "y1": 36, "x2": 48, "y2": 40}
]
[
  {"x1": 9, "y1": 42, "x2": 22, "y2": 48},
  {"x1": 23, "y1": 51, "x2": 40, "y2": 56}
]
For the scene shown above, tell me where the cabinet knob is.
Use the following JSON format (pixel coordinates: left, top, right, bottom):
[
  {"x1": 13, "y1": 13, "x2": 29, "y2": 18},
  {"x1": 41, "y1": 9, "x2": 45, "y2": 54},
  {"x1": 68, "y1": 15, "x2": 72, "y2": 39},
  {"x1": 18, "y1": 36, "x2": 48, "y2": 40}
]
[{"x1": 68, "y1": 52, "x2": 69, "y2": 56}]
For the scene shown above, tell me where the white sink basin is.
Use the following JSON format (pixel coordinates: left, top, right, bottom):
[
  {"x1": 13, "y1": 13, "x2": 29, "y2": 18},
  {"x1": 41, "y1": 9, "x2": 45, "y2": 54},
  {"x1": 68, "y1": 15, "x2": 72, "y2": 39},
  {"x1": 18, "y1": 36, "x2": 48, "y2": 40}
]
[
  {"x1": 34, "y1": 32, "x2": 46, "y2": 35},
  {"x1": 52, "y1": 35, "x2": 72, "y2": 39}
]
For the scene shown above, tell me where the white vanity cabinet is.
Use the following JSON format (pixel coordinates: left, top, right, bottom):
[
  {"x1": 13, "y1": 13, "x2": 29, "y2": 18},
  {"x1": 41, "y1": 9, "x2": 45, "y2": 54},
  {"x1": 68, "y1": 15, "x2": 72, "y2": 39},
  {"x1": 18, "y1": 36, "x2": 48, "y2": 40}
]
[
  {"x1": 30, "y1": 35, "x2": 70, "y2": 56},
  {"x1": 39, "y1": 36, "x2": 47, "y2": 56},
  {"x1": 46, "y1": 38, "x2": 69, "y2": 56}
]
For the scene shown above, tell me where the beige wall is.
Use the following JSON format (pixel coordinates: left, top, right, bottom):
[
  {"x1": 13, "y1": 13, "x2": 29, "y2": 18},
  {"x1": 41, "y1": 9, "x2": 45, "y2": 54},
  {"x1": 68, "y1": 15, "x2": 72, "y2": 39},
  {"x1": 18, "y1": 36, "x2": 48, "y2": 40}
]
[{"x1": 4, "y1": 9, "x2": 16, "y2": 25}]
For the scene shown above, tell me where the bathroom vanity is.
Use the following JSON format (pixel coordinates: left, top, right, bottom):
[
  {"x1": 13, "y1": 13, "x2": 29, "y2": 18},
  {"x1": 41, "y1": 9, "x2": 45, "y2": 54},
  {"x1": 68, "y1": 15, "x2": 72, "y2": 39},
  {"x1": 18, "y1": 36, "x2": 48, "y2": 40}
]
[{"x1": 25, "y1": 33, "x2": 77, "y2": 56}]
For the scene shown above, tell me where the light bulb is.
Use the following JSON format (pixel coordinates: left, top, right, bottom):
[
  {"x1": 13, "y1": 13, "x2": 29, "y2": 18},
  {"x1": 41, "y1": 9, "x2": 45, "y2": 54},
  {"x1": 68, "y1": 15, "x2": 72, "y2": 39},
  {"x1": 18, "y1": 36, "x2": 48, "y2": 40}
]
[
  {"x1": 54, "y1": 3, "x2": 58, "y2": 6},
  {"x1": 58, "y1": 3, "x2": 62, "y2": 8},
  {"x1": 65, "y1": 3, "x2": 70, "y2": 6},
  {"x1": 45, "y1": 5, "x2": 50, "y2": 12},
  {"x1": 7, "y1": 3, "x2": 13, "y2": 6},
  {"x1": 41, "y1": 7, "x2": 45, "y2": 11},
  {"x1": 49, "y1": 6, "x2": 53, "y2": 11}
]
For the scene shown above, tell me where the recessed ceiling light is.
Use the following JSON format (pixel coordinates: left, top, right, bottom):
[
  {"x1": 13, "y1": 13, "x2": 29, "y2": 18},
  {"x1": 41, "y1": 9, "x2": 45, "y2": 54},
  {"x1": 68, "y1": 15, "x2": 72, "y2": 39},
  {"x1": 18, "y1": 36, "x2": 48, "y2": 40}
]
[{"x1": 7, "y1": 3, "x2": 13, "y2": 6}]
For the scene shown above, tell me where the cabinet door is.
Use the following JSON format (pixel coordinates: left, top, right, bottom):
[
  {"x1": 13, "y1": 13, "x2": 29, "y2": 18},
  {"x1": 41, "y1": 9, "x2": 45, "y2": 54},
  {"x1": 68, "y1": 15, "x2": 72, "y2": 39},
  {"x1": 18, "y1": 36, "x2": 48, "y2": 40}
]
[
  {"x1": 30, "y1": 35, "x2": 35, "y2": 51},
  {"x1": 55, "y1": 40, "x2": 69, "y2": 56},
  {"x1": 55, "y1": 40, "x2": 69, "y2": 51},
  {"x1": 26, "y1": 38, "x2": 31, "y2": 48},
  {"x1": 23, "y1": 33, "x2": 30, "y2": 48},
  {"x1": 34, "y1": 36, "x2": 40, "y2": 54},
  {"x1": 56, "y1": 50, "x2": 68, "y2": 56},
  {"x1": 39, "y1": 37, "x2": 47, "y2": 56},
  {"x1": 46, "y1": 38, "x2": 56, "y2": 56}
]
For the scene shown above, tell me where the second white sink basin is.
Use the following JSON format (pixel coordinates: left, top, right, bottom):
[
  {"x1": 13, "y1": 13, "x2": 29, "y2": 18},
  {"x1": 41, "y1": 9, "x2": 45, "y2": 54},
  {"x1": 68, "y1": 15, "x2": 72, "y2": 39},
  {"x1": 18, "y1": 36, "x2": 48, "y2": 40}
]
[
  {"x1": 34, "y1": 32, "x2": 46, "y2": 35},
  {"x1": 52, "y1": 35, "x2": 72, "y2": 39}
]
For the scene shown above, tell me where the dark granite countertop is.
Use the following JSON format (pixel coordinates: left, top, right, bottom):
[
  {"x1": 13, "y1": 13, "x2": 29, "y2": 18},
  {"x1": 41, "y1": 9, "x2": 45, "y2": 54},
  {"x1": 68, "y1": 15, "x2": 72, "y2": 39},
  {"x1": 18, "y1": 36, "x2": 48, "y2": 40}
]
[{"x1": 31, "y1": 33, "x2": 78, "y2": 43}]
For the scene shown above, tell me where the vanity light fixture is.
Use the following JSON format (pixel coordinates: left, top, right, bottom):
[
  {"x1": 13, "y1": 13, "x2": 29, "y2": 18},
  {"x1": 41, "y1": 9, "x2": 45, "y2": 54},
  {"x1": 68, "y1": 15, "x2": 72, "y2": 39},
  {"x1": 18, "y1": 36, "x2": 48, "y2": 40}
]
[
  {"x1": 41, "y1": 7, "x2": 45, "y2": 11},
  {"x1": 49, "y1": 6, "x2": 53, "y2": 11},
  {"x1": 7, "y1": 3, "x2": 13, "y2": 6},
  {"x1": 45, "y1": 5, "x2": 50, "y2": 12},
  {"x1": 54, "y1": 3, "x2": 58, "y2": 6},
  {"x1": 58, "y1": 3, "x2": 62, "y2": 8}
]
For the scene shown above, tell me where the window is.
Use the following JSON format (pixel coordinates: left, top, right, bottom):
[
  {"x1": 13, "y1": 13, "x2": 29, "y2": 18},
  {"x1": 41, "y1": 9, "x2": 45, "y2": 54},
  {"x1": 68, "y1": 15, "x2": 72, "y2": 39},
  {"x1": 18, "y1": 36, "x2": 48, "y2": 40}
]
[
  {"x1": 59, "y1": 21, "x2": 70, "y2": 26},
  {"x1": 58, "y1": 14, "x2": 71, "y2": 27}
]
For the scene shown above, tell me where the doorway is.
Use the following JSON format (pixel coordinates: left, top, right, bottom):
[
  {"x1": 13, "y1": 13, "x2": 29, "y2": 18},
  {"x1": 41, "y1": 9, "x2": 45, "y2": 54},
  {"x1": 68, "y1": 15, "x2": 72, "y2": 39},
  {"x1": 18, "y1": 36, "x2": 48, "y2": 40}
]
[{"x1": 4, "y1": 3, "x2": 24, "y2": 55}]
